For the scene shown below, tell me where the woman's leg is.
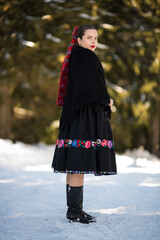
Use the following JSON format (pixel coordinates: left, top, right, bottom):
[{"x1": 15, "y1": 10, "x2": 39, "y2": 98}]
[
  {"x1": 66, "y1": 174, "x2": 96, "y2": 223},
  {"x1": 66, "y1": 174, "x2": 84, "y2": 209},
  {"x1": 66, "y1": 173, "x2": 84, "y2": 186}
]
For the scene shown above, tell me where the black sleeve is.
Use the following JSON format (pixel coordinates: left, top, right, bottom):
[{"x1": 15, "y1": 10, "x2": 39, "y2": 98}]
[{"x1": 100, "y1": 100, "x2": 112, "y2": 120}]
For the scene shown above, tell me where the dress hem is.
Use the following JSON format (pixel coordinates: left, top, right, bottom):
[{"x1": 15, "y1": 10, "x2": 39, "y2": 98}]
[{"x1": 53, "y1": 170, "x2": 117, "y2": 176}]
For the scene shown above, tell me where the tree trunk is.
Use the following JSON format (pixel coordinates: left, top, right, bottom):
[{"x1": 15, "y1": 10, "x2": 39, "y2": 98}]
[
  {"x1": 149, "y1": 98, "x2": 160, "y2": 157},
  {"x1": 0, "y1": 85, "x2": 12, "y2": 139}
]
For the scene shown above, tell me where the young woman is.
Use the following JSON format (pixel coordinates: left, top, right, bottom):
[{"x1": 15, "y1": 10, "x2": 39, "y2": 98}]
[{"x1": 51, "y1": 24, "x2": 117, "y2": 224}]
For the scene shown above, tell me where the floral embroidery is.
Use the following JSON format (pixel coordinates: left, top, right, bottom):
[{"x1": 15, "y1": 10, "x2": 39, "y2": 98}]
[
  {"x1": 54, "y1": 170, "x2": 117, "y2": 175},
  {"x1": 57, "y1": 138, "x2": 114, "y2": 149},
  {"x1": 59, "y1": 139, "x2": 64, "y2": 148},
  {"x1": 108, "y1": 140, "x2": 113, "y2": 148},
  {"x1": 72, "y1": 139, "x2": 77, "y2": 147},
  {"x1": 69, "y1": 139, "x2": 72, "y2": 145},
  {"x1": 77, "y1": 140, "x2": 81, "y2": 147},
  {"x1": 85, "y1": 140, "x2": 91, "y2": 148},
  {"x1": 101, "y1": 139, "x2": 108, "y2": 146},
  {"x1": 96, "y1": 139, "x2": 101, "y2": 144},
  {"x1": 91, "y1": 141, "x2": 95, "y2": 147}
]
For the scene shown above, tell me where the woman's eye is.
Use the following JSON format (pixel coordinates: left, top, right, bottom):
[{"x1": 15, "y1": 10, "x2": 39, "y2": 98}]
[{"x1": 87, "y1": 37, "x2": 98, "y2": 40}]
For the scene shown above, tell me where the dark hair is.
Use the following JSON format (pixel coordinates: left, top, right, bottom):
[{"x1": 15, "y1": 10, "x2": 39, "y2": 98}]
[{"x1": 76, "y1": 24, "x2": 96, "y2": 40}]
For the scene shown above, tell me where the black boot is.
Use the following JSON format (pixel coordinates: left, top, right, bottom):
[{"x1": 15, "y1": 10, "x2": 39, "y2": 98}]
[
  {"x1": 66, "y1": 184, "x2": 69, "y2": 204},
  {"x1": 66, "y1": 185, "x2": 96, "y2": 224}
]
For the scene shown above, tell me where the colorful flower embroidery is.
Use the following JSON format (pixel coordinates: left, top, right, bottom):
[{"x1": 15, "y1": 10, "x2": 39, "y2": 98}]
[
  {"x1": 85, "y1": 140, "x2": 91, "y2": 148},
  {"x1": 56, "y1": 138, "x2": 114, "y2": 149},
  {"x1": 72, "y1": 139, "x2": 77, "y2": 147},
  {"x1": 96, "y1": 139, "x2": 101, "y2": 145},
  {"x1": 101, "y1": 139, "x2": 108, "y2": 146},
  {"x1": 108, "y1": 140, "x2": 112, "y2": 148},
  {"x1": 64, "y1": 139, "x2": 69, "y2": 147},
  {"x1": 77, "y1": 140, "x2": 81, "y2": 147},
  {"x1": 59, "y1": 139, "x2": 64, "y2": 148},
  {"x1": 91, "y1": 141, "x2": 95, "y2": 147}
]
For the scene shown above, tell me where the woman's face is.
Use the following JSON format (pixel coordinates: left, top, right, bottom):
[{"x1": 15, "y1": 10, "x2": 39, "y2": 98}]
[{"x1": 77, "y1": 29, "x2": 98, "y2": 51}]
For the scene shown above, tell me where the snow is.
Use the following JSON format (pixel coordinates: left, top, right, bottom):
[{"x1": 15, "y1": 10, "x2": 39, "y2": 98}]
[{"x1": 0, "y1": 138, "x2": 160, "y2": 240}]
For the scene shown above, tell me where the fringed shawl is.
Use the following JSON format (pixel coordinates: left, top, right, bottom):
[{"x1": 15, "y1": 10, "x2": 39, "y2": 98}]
[{"x1": 59, "y1": 45, "x2": 111, "y2": 130}]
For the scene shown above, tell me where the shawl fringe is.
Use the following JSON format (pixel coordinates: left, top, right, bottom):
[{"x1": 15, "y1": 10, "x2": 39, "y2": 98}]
[{"x1": 59, "y1": 91, "x2": 111, "y2": 131}]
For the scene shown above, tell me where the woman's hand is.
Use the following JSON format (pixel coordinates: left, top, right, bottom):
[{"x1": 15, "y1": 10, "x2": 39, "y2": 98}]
[{"x1": 108, "y1": 98, "x2": 114, "y2": 107}]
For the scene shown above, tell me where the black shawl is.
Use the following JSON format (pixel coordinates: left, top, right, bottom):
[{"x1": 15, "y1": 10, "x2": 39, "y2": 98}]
[{"x1": 59, "y1": 45, "x2": 111, "y2": 130}]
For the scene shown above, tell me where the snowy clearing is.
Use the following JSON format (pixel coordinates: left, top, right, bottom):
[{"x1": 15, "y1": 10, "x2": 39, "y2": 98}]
[{"x1": 0, "y1": 139, "x2": 160, "y2": 240}]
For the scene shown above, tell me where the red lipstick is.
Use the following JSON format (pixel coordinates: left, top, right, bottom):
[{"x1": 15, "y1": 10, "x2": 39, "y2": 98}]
[{"x1": 91, "y1": 45, "x2": 95, "y2": 48}]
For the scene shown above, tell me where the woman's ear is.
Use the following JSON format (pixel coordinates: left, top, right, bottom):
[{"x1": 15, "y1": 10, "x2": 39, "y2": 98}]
[{"x1": 77, "y1": 37, "x2": 81, "y2": 45}]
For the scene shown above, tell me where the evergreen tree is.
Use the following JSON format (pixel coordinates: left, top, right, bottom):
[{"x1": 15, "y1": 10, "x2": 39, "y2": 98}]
[{"x1": 0, "y1": 0, "x2": 159, "y2": 156}]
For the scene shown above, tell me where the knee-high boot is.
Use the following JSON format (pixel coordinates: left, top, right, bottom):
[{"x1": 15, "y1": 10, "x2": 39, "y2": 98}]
[{"x1": 66, "y1": 185, "x2": 96, "y2": 224}]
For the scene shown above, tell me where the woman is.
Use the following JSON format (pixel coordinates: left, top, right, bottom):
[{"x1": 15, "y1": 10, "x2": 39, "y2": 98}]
[{"x1": 51, "y1": 24, "x2": 117, "y2": 224}]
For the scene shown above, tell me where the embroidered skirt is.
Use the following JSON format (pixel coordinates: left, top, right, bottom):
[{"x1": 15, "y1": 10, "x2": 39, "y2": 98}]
[{"x1": 51, "y1": 103, "x2": 117, "y2": 176}]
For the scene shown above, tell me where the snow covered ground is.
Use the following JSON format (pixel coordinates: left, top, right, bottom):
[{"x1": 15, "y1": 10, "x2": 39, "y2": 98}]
[{"x1": 0, "y1": 138, "x2": 160, "y2": 240}]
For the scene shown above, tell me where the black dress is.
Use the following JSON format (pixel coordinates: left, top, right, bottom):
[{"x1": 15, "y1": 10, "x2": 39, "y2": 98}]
[
  {"x1": 52, "y1": 45, "x2": 117, "y2": 176},
  {"x1": 52, "y1": 102, "x2": 117, "y2": 176}
]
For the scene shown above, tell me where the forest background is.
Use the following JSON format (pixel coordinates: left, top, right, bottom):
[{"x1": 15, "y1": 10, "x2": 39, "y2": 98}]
[{"x1": 0, "y1": 0, "x2": 160, "y2": 156}]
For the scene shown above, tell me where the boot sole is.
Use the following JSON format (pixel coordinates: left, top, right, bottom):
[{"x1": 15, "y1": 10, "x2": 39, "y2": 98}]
[{"x1": 67, "y1": 216, "x2": 96, "y2": 224}]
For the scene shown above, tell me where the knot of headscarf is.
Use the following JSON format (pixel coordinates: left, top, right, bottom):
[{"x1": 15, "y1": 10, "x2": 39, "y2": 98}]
[{"x1": 56, "y1": 26, "x2": 79, "y2": 106}]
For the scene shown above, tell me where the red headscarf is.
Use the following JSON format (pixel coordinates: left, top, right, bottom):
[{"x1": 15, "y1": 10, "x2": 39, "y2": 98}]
[{"x1": 56, "y1": 26, "x2": 79, "y2": 106}]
